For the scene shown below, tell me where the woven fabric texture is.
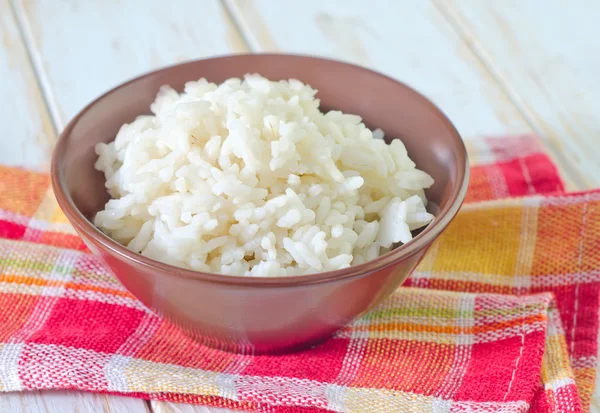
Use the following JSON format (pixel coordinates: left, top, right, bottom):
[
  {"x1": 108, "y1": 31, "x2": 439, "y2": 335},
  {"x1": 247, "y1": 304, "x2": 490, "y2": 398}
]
[{"x1": 0, "y1": 134, "x2": 594, "y2": 413}]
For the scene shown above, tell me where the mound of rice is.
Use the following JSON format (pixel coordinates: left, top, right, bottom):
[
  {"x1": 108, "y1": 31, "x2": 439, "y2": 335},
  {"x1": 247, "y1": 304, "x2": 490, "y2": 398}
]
[{"x1": 94, "y1": 74, "x2": 434, "y2": 277}]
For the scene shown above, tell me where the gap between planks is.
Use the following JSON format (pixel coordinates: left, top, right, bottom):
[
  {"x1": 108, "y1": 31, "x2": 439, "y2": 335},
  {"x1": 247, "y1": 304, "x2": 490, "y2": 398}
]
[
  {"x1": 432, "y1": 0, "x2": 590, "y2": 190},
  {"x1": 5, "y1": 1, "x2": 251, "y2": 411},
  {"x1": 220, "y1": 0, "x2": 255, "y2": 52},
  {"x1": 4, "y1": 1, "x2": 593, "y2": 411},
  {"x1": 10, "y1": 0, "x2": 62, "y2": 134}
]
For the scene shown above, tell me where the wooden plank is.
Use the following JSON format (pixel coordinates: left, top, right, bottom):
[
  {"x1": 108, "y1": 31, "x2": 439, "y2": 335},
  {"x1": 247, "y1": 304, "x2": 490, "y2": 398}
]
[
  {"x1": 0, "y1": 392, "x2": 150, "y2": 413},
  {"x1": 225, "y1": 0, "x2": 529, "y2": 137},
  {"x1": 437, "y1": 0, "x2": 600, "y2": 188},
  {"x1": 11, "y1": 1, "x2": 249, "y2": 411},
  {"x1": 431, "y1": 3, "x2": 600, "y2": 404},
  {"x1": 150, "y1": 401, "x2": 233, "y2": 413},
  {"x1": 0, "y1": 0, "x2": 54, "y2": 171},
  {"x1": 0, "y1": 1, "x2": 154, "y2": 411},
  {"x1": 6, "y1": 1, "x2": 594, "y2": 412},
  {"x1": 224, "y1": 0, "x2": 587, "y2": 189},
  {"x1": 13, "y1": 0, "x2": 247, "y2": 129},
  {"x1": 0, "y1": 2, "x2": 149, "y2": 410}
]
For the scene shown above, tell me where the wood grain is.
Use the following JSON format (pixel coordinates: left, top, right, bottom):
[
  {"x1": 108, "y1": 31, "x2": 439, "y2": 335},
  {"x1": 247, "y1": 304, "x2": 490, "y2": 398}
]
[
  {"x1": 437, "y1": 0, "x2": 600, "y2": 188},
  {"x1": 13, "y1": 0, "x2": 247, "y2": 128},
  {"x1": 0, "y1": 3, "x2": 148, "y2": 412},
  {"x1": 3, "y1": 0, "x2": 597, "y2": 411},
  {"x1": 150, "y1": 401, "x2": 233, "y2": 413},
  {"x1": 7, "y1": 2, "x2": 248, "y2": 412},
  {"x1": 225, "y1": 0, "x2": 587, "y2": 189},
  {"x1": 226, "y1": 0, "x2": 529, "y2": 136},
  {"x1": 440, "y1": 0, "x2": 600, "y2": 409},
  {"x1": 0, "y1": 392, "x2": 150, "y2": 413},
  {"x1": 0, "y1": 0, "x2": 54, "y2": 171}
]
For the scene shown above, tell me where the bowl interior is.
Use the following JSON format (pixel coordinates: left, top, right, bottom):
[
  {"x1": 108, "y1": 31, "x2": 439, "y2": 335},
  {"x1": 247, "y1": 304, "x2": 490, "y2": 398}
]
[{"x1": 54, "y1": 54, "x2": 466, "y2": 271}]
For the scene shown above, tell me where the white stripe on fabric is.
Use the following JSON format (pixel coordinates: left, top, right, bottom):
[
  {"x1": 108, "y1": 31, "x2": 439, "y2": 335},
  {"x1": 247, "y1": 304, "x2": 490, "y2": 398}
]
[
  {"x1": 115, "y1": 313, "x2": 162, "y2": 357},
  {"x1": 450, "y1": 400, "x2": 529, "y2": 413},
  {"x1": 327, "y1": 316, "x2": 370, "y2": 411},
  {"x1": 512, "y1": 200, "x2": 537, "y2": 293},
  {"x1": 546, "y1": 377, "x2": 576, "y2": 392},
  {"x1": 436, "y1": 294, "x2": 475, "y2": 399},
  {"x1": 0, "y1": 209, "x2": 29, "y2": 226},
  {"x1": 0, "y1": 283, "x2": 146, "y2": 310},
  {"x1": 571, "y1": 356, "x2": 597, "y2": 369},
  {"x1": 542, "y1": 190, "x2": 600, "y2": 206},
  {"x1": 26, "y1": 218, "x2": 77, "y2": 234},
  {"x1": 8, "y1": 250, "x2": 78, "y2": 343},
  {"x1": 487, "y1": 165, "x2": 510, "y2": 200},
  {"x1": 410, "y1": 269, "x2": 600, "y2": 289},
  {"x1": 5, "y1": 343, "x2": 540, "y2": 412},
  {"x1": 336, "y1": 320, "x2": 546, "y2": 344},
  {"x1": 324, "y1": 384, "x2": 347, "y2": 412},
  {"x1": 0, "y1": 343, "x2": 24, "y2": 391},
  {"x1": 105, "y1": 354, "x2": 133, "y2": 392}
]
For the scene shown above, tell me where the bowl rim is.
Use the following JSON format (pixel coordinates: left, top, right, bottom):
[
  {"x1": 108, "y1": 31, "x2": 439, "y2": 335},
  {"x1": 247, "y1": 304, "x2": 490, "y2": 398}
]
[{"x1": 51, "y1": 53, "x2": 470, "y2": 287}]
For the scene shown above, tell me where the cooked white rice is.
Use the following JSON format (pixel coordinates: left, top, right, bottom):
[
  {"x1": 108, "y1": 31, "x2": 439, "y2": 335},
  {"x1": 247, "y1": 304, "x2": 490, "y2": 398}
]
[{"x1": 94, "y1": 74, "x2": 434, "y2": 277}]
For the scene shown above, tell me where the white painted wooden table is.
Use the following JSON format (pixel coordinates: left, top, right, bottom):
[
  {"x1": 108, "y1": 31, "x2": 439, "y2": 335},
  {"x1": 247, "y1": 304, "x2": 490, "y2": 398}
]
[{"x1": 1, "y1": 0, "x2": 598, "y2": 411}]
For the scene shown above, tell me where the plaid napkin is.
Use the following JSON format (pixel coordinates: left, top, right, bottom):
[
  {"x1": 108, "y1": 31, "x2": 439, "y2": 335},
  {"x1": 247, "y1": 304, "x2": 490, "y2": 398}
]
[{"x1": 0, "y1": 135, "x2": 595, "y2": 413}]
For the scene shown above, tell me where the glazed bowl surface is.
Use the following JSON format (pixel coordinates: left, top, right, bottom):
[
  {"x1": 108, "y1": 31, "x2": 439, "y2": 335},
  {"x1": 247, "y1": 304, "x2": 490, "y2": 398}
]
[{"x1": 51, "y1": 54, "x2": 469, "y2": 354}]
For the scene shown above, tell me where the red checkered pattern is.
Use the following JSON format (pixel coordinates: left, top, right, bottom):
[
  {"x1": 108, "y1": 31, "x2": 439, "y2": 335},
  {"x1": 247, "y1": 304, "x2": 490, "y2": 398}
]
[{"x1": 0, "y1": 135, "x2": 595, "y2": 413}]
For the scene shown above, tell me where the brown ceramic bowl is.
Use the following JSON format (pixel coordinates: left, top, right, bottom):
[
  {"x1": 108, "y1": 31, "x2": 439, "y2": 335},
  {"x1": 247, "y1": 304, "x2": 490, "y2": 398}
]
[{"x1": 51, "y1": 54, "x2": 469, "y2": 354}]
